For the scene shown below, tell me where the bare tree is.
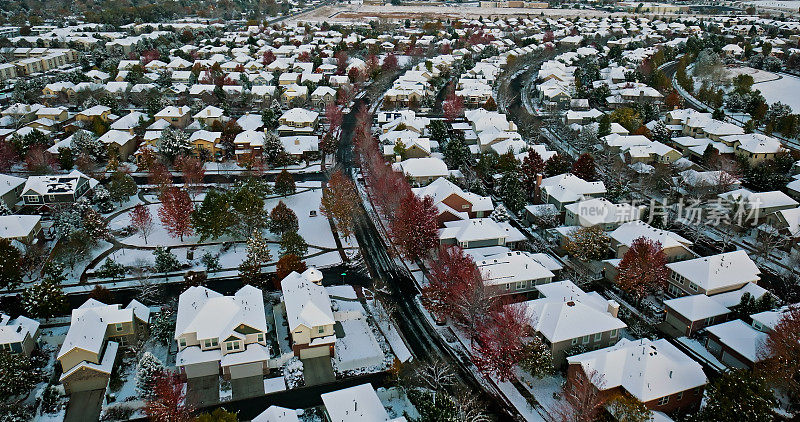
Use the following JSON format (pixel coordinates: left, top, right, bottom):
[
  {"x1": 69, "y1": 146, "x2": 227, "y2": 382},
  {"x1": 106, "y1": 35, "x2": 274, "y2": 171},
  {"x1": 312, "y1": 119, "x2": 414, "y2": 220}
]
[
  {"x1": 452, "y1": 387, "x2": 491, "y2": 422},
  {"x1": 414, "y1": 358, "x2": 456, "y2": 394}
]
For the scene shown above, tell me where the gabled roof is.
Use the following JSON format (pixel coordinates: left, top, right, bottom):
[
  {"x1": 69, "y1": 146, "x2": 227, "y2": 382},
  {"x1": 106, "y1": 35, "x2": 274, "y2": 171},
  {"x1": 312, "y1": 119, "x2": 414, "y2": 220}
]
[
  {"x1": 58, "y1": 299, "x2": 142, "y2": 359},
  {"x1": 610, "y1": 220, "x2": 692, "y2": 250},
  {"x1": 705, "y1": 319, "x2": 767, "y2": 363},
  {"x1": 665, "y1": 250, "x2": 759, "y2": 291},
  {"x1": 175, "y1": 285, "x2": 267, "y2": 341},
  {"x1": 320, "y1": 383, "x2": 394, "y2": 422},
  {"x1": 567, "y1": 338, "x2": 707, "y2": 402},
  {"x1": 281, "y1": 268, "x2": 334, "y2": 331},
  {"x1": 253, "y1": 406, "x2": 300, "y2": 422}
]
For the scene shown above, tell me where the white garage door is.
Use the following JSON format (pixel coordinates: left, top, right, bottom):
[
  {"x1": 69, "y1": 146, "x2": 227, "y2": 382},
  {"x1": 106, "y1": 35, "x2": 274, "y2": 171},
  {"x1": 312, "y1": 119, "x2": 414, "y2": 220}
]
[
  {"x1": 228, "y1": 362, "x2": 263, "y2": 379},
  {"x1": 299, "y1": 346, "x2": 329, "y2": 359}
]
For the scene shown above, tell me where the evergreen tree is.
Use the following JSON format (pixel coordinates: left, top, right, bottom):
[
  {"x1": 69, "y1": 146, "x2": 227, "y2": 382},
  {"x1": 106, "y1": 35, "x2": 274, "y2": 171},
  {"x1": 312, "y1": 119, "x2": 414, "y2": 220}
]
[
  {"x1": 191, "y1": 189, "x2": 233, "y2": 242},
  {"x1": 157, "y1": 128, "x2": 192, "y2": 161},
  {"x1": 239, "y1": 230, "x2": 272, "y2": 284},
  {"x1": 0, "y1": 351, "x2": 41, "y2": 401},
  {"x1": 153, "y1": 247, "x2": 180, "y2": 275},
  {"x1": 498, "y1": 171, "x2": 526, "y2": 213},
  {"x1": 268, "y1": 201, "x2": 298, "y2": 235},
  {"x1": 280, "y1": 231, "x2": 308, "y2": 258},
  {"x1": 489, "y1": 204, "x2": 510, "y2": 222},
  {"x1": 693, "y1": 370, "x2": 775, "y2": 422},
  {"x1": 274, "y1": 170, "x2": 295, "y2": 196},
  {"x1": 21, "y1": 263, "x2": 67, "y2": 319},
  {"x1": 107, "y1": 171, "x2": 138, "y2": 206},
  {"x1": 136, "y1": 352, "x2": 165, "y2": 399},
  {"x1": 0, "y1": 239, "x2": 22, "y2": 290},
  {"x1": 96, "y1": 258, "x2": 125, "y2": 280}
]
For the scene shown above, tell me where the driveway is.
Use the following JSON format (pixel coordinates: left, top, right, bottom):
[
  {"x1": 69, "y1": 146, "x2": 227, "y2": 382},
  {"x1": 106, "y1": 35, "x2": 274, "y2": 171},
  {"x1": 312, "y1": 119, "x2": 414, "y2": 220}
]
[
  {"x1": 231, "y1": 375, "x2": 265, "y2": 400},
  {"x1": 186, "y1": 375, "x2": 220, "y2": 407},
  {"x1": 302, "y1": 357, "x2": 335, "y2": 386},
  {"x1": 64, "y1": 389, "x2": 104, "y2": 422}
]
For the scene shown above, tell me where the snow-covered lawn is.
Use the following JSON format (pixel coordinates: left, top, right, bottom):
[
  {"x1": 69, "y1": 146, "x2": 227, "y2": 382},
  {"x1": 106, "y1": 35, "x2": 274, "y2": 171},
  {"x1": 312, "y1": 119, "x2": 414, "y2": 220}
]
[
  {"x1": 264, "y1": 188, "x2": 336, "y2": 249},
  {"x1": 753, "y1": 72, "x2": 800, "y2": 113},
  {"x1": 725, "y1": 66, "x2": 780, "y2": 84},
  {"x1": 377, "y1": 387, "x2": 421, "y2": 420}
]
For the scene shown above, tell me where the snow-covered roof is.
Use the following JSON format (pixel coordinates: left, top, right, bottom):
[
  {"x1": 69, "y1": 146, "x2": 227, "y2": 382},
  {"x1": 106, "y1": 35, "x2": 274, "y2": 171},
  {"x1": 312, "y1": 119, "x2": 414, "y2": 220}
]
[
  {"x1": 0, "y1": 214, "x2": 40, "y2": 239},
  {"x1": 610, "y1": 220, "x2": 692, "y2": 250},
  {"x1": 175, "y1": 285, "x2": 267, "y2": 342},
  {"x1": 320, "y1": 383, "x2": 398, "y2": 422},
  {"x1": 252, "y1": 406, "x2": 300, "y2": 422},
  {"x1": 58, "y1": 299, "x2": 144, "y2": 359},
  {"x1": 705, "y1": 319, "x2": 767, "y2": 364},
  {"x1": 281, "y1": 268, "x2": 334, "y2": 331},
  {"x1": 523, "y1": 280, "x2": 626, "y2": 343},
  {"x1": 412, "y1": 177, "x2": 493, "y2": 213},
  {"x1": 476, "y1": 251, "x2": 554, "y2": 287},
  {"x1": 664, "y1": 294, "x2": 730, "y2": 321},
  {"x1": 567, "y1": 338, "x2": 707, "y2": 402},
  {"x1": 22, "y1": 169, "x2": 94, "y2": 196},
  {"x1": 665, "y1": 250, "x2": 759, "y2": 292},
  {"x1": 0, "y1": 314, "x2": 39, "y2": 345},
  {"x1": 564, "y1": 198, "x2": 643, "y2": 227},
  {"x1": 438, "y1": 218, "x2": 524, "y2": 244},
  {"x1": 541, "y1": 173, "x2": 606, "y2": 204}
]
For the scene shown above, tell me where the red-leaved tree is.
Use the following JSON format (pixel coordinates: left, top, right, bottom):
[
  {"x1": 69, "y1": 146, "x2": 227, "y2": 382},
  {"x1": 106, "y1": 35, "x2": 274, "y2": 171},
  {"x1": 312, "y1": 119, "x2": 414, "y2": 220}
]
[
  {"x1": 144, "y1": 371, "x2": 193, "y2": 422},
  {"x1": 382, "y1": 53, "x2": 398, "y2": 73},
  {"x1": 158, "y1": 187, "x2": 194, "y2": 241},
  {"x1": 760, "y1": 306, "x2": 800, "y2": 401},
  {"x1": 615, "y1": 236, "x2": 669, "y2": 303},
  {"x1": 130, "y1": 204, "x2": 154, "y2": 244},
  {"x1": 325, "y1": 104, "x2": 343, "y2": 132},
  {"x1": 553, "y1": 368, "x2": 606, "y2": 422},
  {"x1": 174, "y1": 155, "x2": 205, "y2": 199},
  {"x1": 571, "y1": 153, "x2": 596, "y2": 182},
  {"x1": 443, "y1": 91, "x2": 464, "y2": 122},
  {"x1": 521, "y1": 149, "x2": 545, "y2": 196},
  {"x1": 390, "y1": 194, "x2": 439, "y2": 260},
  {"x1": 474, "y1": 303, "x2": 529, "y2": 381}
]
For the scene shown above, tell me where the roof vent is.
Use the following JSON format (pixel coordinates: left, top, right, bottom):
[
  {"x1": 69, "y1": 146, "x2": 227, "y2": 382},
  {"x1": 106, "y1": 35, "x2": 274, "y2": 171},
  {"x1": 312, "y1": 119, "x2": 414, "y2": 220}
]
[{"x1": 566, "y1": 301, "x2": 575, "y2": 307}]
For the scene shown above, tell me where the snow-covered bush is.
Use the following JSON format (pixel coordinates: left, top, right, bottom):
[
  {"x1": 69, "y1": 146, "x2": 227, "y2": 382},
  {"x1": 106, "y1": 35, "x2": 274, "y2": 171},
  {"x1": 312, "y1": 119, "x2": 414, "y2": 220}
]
[
  {"x1": 283, "y1": 357, "x2": 305, "y2": 389},
  {"x1": 135, "y1": 352, "x2": 164, "y2": 399}
]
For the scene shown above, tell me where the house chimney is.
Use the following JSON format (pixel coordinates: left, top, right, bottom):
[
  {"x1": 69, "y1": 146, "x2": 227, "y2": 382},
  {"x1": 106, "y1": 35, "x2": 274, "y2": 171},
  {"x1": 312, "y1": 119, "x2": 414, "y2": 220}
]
[
  {"x1": 534, "y1": 173, "x2": 544, "y2": 204},
  {"x1": 607, "y1": 300, "x2": 620, "y2": 318}
]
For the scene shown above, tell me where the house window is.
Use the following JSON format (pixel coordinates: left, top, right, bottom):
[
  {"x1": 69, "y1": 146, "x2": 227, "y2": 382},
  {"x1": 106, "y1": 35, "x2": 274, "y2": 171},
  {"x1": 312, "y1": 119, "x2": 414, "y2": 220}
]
[
  {"x1": 115, "y1": 323, "x2": 124, "y2": 332},
  {"x1": 517, "y1": 281, "x2": 527, "y2": 290},
  {"x1": 594, "y1": 333, "x2": 602, "y2": 342},
  {"x1": 179, "y1": 338, "x2": 186, "y2": 347},
  {"x1": 704, "y1": 316, "x2": 715, "y2": 326},
  {"x1": 572, "y1": 338, "x2": 579, "y2": 345},
  {"x1": 318, "y1": 326, "x2": 325, "y2": 334},
  {"x1": 690, "y1": 283, "x2": 698, "y2": 292},
  {"x1": 257, "y1": 333, "x2": 264, "y2": 342},
  {"x1": 204, "y1": 339, "x2": 211, "y2": 348},
  {"x1": 677, "y1": 392, "x2": 684, "y2": 401},
  {"x1": 658, "y1": 396, "x2": 670, "y2": 406},
  {"x1": 610, "y1": 329, "x2": 618, "y2": 338},
  {"x1": 582, "y1": 335, "x2": 590, "y2": 344}
]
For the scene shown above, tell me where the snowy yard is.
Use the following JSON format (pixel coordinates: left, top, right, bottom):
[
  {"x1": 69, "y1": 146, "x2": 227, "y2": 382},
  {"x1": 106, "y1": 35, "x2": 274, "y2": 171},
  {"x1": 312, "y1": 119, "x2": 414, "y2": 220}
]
[{"x1": 752, "y1": 72, "x2": 800, "y2": 114}]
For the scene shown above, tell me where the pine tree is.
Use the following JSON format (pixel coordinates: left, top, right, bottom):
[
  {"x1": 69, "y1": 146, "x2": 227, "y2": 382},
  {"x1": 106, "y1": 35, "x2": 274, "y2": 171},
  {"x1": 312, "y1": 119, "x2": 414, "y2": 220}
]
[
  {"x1": 96, "y1": 258, "x2": 125, "y2": 280},
  {"x1": 136, "y1": 352, "x2": 165, "y2": 399},
  {"x1": 239, "y1": 230, "x2": 272, "y2": 284},
  {"x1": 157, "y1": 128, "x2": 192, "y2": 161},
  {"x1": 108, "y1": 171, "x2": 138, "y2": 206},
  {"x1": 0, "y1": 239, "x2": 22, "y2": 290},
  {"x1": 153, "y1": 247, "x2": 180, "y2": 275},
  {"x1": 280, "y1": 231, "x2": 308, "y2": 258},
  {"x1": 518, "y1": 336, "x2": 553, "y2": 379},
  {"x1": 0, "y1": 351, "x2": 41, "y2": 401},
  {"x1": 268, "y1": 201, "x2": 298, "y2": 235},
  {"x1": 0, "y1": 202, "x2": 11, "y2": 216},
  {"x1": 191, "y1": 189, "x2": 233, "y2": 242},
  {"x1": 274, "y1": 170, "x2": 295, "y2": 196},
  {"x1": 22, "y1": 264, "x2": 67, "y2": 319},
  {"x1": 498, "y1": 171, "x2": 526, "y2": 213},
  {"x1": 694, "y1": 370, "x2": 775, "y2": 422}
]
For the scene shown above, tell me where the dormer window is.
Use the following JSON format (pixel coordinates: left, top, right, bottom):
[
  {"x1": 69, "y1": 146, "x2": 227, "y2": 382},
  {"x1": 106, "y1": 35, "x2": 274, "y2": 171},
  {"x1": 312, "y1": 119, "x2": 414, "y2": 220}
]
[{"x1": 114, "y1": 323, "x2": 124, "y2": 332}]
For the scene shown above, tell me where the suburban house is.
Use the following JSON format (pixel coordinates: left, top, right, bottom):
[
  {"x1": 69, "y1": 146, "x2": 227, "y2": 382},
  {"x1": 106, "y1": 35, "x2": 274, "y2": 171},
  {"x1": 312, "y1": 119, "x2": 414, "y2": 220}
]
[
  {"x1": 320, "y1": 383, "x2": 407, "y2": 422},
  {"x1": 0, "y1": 313, "x2": 39, "y2": 355},
  {"x1": 672, "y1": 170, "x2": 741, "y2": 198},
  {"x1": 0, "y1": 214, "x2": 42, "y2": 244},
  {"x1": 277, "y1": 108, "x2": 319, "y2": 136},
  {"x1": 540, "y1": 173, "x2": 607, "y2": 211},
  {"x1": 704, "y1": 319, "x2": 768, "y2": 369},
  {"x1": 665, "y1": 250, "x2": 760, "y2": 297},
  {"x1": 564, "y1": 198, "x2": 644, "y2": 229},
  {"x1": 21, "y1": 170, "x2": 97, "y2": 207},
  {"x1": 609, "y1": 221, "x2": 695, "y2": 261},
  {"x1": 412, "y1": 177, "x2": 493, "y2": 225},
  {"x1": 567, "y1": 338, "x2": 707, "y2": 413},
  {"x1": 717, "y1": 188, "x2": 799, "y2": 224},
  {"x1": 175, "y1": 285, "x2": 270, "y2": 383},
  {"x1": 0, "y1": 173, "x2": 26, "y2": 209},
  {"x1": 521, "y1": 280, "x2": 627, "y2": 365},
  {"x1": 476, "y1": 251, "x2": 556, "y2": 296},
  {"x1": 193, "y1": 105, "x2": 226, "y2": 127},
  {"x1": 96, "y1": 129, "x2": 138, "y2": 159},
  {"x1": 281, "y1": 268, "x2": 336, "y2": 358},
  {"x1": 58, "y1": 299, "x2": 150, "y2": 393},
  {"x1": 438, "y1": 218, "x2": 526, "y2": 249},
  {"x1": 189, "y1": 130, "x2": 223, "y2": 157},
  {"x1": 662, "y1": 282, "x2": 770, "y2": 336},
  {"x1": 75, "y1": 104, "x2": 112, "y2": 123},
  {"x1": 154, "y1": 105, "x2": 191, "y2": 128},
  {"x1": 392, "y1": 157, "x2": 451, "y2": 185}
]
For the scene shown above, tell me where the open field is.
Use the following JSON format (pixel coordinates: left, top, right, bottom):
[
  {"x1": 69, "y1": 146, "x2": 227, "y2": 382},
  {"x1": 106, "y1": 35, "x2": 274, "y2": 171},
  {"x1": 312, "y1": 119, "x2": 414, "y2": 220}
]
[{"x1": 286, "y1": 4, "x2": 639, "y2": 23}]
